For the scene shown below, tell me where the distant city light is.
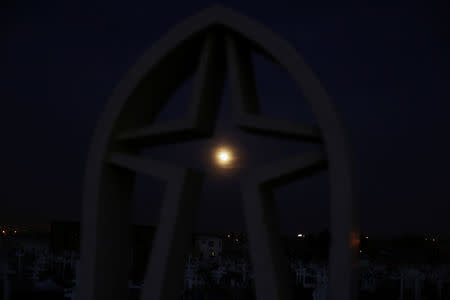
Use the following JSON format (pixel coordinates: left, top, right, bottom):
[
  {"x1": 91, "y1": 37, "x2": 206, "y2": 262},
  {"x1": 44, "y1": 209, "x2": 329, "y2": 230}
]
[
  {"x1": 432, "y1": 238, "x2": 436, "y2": 242},
  {"x1": 227, "y1": 234, "x2": 231, "y2": 238},
  {"x1": 359, "y1": 250, "x2": 362, "y2": 253},
  {"x1": 365, "y1": 236, "x2": 369, "y2": 239},
  {"x1": 351, "y1": 231, "x2": 360, "y2": 247},
  {"x1": 1, "y1": 230, "x2": 6, "y2": 235},
  {"x1": 297, "y1": 233, "x2": 304, "y2": 238}
]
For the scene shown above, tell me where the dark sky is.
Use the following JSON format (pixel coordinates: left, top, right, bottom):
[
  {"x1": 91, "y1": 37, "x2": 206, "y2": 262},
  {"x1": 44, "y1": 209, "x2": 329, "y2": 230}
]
[{"x1": 2, "y1": 1, "x2": 450, "y2": 236}]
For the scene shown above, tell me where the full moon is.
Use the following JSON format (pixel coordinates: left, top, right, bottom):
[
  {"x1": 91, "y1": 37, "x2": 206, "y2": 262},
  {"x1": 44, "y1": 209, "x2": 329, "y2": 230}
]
[{"x1": 215, "y1": 148, "x2": 233, "y2": 167}]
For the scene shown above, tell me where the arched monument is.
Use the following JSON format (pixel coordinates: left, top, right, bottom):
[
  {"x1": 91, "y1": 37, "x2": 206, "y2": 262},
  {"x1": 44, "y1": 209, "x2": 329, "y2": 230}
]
[{"x1": 79, "y1": 5, "x2": 359, "y2": 300}]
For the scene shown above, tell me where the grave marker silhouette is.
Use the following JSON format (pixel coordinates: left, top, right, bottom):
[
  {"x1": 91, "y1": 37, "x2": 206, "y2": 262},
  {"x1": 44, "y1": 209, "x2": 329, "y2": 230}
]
[{"x1": 79, "y1": 5, "x2": 359, "y2": 300}]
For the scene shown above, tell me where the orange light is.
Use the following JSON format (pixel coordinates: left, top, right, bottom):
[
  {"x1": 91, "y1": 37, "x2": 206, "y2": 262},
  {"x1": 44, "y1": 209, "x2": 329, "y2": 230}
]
[
  {"x1": 350, "y1": 232, "x2": 360, "y2": 247},
  {"x1": 2, "y1": 230, "x2": 6, "y2": 235}
]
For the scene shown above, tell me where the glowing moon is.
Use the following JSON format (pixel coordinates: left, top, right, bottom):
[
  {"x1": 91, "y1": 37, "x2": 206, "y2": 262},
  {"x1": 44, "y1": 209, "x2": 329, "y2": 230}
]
[
  {"x1": 218, "y1": 152, "x2": 230, "y2": 162},
  {"x1": 215, "y1": 148, "x2": 233, "y2": 166}
]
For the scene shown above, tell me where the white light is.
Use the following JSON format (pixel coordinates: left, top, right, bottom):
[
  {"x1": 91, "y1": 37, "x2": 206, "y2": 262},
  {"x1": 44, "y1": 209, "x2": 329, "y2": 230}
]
[
  {"x1": 219, "y1": 152, "x2": 229, "y2": 161},
  {"x1": 297, "y1": 233, "x2": 304, "y2": 238},
  {"x1": 215, "y1": 148, "x2": 234, "y2": 167}
]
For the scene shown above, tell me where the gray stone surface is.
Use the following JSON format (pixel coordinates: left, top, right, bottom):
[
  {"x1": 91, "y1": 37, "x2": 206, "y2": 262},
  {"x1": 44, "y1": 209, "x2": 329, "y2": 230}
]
[{"x1": 79, "y1": 4, "x2": 358, "y2": 300}]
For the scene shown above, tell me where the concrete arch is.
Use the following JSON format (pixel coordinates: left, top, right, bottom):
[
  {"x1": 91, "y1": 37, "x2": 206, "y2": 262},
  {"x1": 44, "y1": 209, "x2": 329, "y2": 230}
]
[{"x1": 79, "y1": 5, "x2": 359, "y2": 300}]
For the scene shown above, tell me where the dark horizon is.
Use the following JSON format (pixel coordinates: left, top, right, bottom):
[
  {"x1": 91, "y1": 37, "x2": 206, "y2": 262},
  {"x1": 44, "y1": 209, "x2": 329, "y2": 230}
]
[{"x1": 2, "y1": 221, "x2": 449, "y2": 239}]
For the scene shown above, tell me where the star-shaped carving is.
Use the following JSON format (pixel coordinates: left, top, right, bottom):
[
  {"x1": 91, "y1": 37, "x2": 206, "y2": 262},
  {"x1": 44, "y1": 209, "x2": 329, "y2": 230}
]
[{"x1": 106, "y1": 26, "x2": 328, "y2": 300}]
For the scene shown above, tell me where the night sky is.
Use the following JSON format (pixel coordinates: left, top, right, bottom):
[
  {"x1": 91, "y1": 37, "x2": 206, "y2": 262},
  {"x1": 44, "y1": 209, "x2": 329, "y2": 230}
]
[{"x1": 2, "y1": 1, "x2": 450, "y2": 236}]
